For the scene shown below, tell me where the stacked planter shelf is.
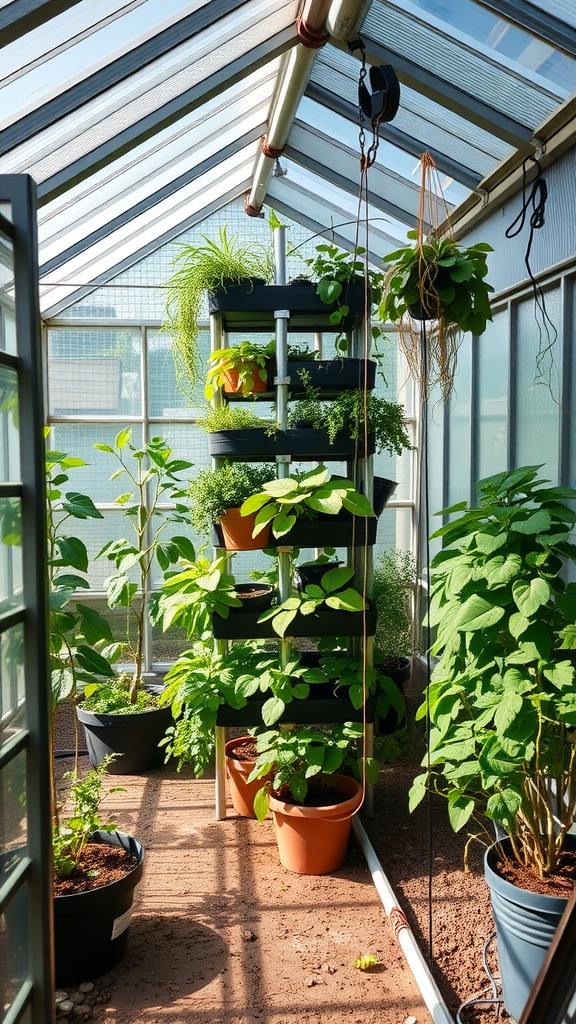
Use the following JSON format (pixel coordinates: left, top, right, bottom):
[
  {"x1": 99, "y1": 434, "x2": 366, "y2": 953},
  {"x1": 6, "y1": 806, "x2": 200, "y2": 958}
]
[{"x1": 208, "y1": 238, "x2": 382, "y2": 819}]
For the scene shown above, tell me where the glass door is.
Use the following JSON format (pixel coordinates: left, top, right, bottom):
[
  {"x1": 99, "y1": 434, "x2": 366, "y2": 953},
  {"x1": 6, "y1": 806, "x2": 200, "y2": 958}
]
[{"x1": 0, "y1": 176, "x2": 54, "y2": 1023}]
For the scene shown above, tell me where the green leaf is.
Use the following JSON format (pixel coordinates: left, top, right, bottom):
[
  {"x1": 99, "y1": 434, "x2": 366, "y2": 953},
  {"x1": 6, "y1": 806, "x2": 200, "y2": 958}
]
[
  {"x1": 115, "y1": 428, "x2": 132, "y2": 450},
  {"x1": 453, "y1": 596, "x2": 505, "y2": 632},
  {"x1": 61, "y1": 492, "x2": 103, "y2": 520},
  {"x1": 75, "y1": 646, "x2": 115, "y2": 678},
  {"x1": 326, "y1": 588, "x2": 365, "y2": 611},
  {"x1": 76, "y1": 604, "x2": 115, "y2": 645},
  {"x1": 56, "y1": 537, "x2": 89, "y2": 574},
  {"x1": 494, "y1": 691, "x2": 523, "y2": 735},
  {"x1": 447, "y1": 793, "x2": 475, "y2": 832},
  {"x1": 512, "y1": 578, "x2": 550, "y2": 617},
  {"x1": 510, "y1": 509, "x2": 552, "y2": 534},
  {"x1": 341, "y1": 491, "x2": 375, "y2": 517},
  {"x1": 261, "y1": 696, "x2": 286, "y2": 725},
  {"x1": 408, "y1": 772, "x2": 427, "y2": 812},
  {"x1": 253, "y1": 787, "x2": 270, "y2": 822}
]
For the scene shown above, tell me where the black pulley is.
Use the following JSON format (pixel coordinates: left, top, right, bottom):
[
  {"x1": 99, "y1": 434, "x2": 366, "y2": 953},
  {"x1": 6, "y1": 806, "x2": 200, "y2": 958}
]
[{"x1": 358, "y1": 64, "x2": 400, "y2": 124}]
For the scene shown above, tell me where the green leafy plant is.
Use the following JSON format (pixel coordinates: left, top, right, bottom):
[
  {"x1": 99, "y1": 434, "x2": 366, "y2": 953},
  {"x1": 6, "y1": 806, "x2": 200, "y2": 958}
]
[
  {"x1": 249, "y1": 722, "x2": 378, "y2": 821},
  {"x1": 258, "y1": 565, "x2": 366, "y2": 638},
  {"x1": 372, "y1": 548, "x2": 416, "y2": 668},
  {"x1": 288, "y1": 376, "x2": 413, "y2": 457},
  {"x1": 240, "y1": 464, "x2": 375, "y2": 540},
  {"x1": 84, "y1": 431, "x2": 193, "y2": 709},
  {"x1": 204, "y1": 339, "x2": 275, "y2": 400},
  {"x1": 378, "y1": 231, "x2": 494, "y2": 400},
  {"x1": 304, "y1": 242, "x2": 383, "y2": 352},
  {"x1": 319, "y1": 652, "x2": 405, "y2": 725},
  {"x1": 187, "y1": 462, "x2": 275, "y2": 536},
  {"x1": 164, "y1": 226, "x2": 273, "y2": 397},
  {"x1": 45, "y1": 441, "x2": 118, "y2": 719},
  {"x1": 410, "y1": 465, "x2": 576, "y2": 879},
  {"x1": 52, "y1": 756, "x2": 123, "y2": 880},
  {"x1": 158, "y1": 553, "x2": 242, "y2": 640},
  {"x1": 195, "y1": 404, "x2": 275, "y2": 434},
  {"x1": 353, "y1": 954, "x2": 379, "y2": 970}
]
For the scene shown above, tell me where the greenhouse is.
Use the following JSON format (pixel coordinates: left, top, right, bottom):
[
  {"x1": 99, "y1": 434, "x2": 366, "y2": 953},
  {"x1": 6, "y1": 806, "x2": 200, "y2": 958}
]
[{"x1": 1, "y1": 1, "x2": 575, "y2": 1021}]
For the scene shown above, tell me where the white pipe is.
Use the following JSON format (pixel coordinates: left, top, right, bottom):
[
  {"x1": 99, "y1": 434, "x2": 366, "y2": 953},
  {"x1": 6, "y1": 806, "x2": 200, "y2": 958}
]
[
  {"x1": 353, "y1": 817, "x2": 455, "y2": 1024},
  {"x1": 326, "y1": 0, "x2": 372, "y2": 40},
  {"x1": 245, "y1": 0, "x2": 371, "y2": 216}
]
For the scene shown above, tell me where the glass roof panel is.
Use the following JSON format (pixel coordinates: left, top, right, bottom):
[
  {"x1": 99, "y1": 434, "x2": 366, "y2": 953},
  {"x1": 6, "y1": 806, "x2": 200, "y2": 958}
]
[
  {"x1": 0, "y1": 0, "x2": 294, "y2": 180},
  {"x1": 365, "y1": 1, "x2": 569, "y2": 128},
  {"x1": 37, "y1": 63, "x2": 277, "y2": 253},
  {"x1": 311, "y1": 49, "x2": 512, "y2": 179},
  {"x1": 525, "y1": 0, "x2": 576, "y2": 30},
  {"x1": 298, "y1": 96, "x2": 470, "y2": 209},
  {"x1": 1, "y1": 0, "x2": 198, "y2": 125},
  {"x1": 39, "y1": 145, "x2": 256, "y2": 312},
  {"x1": 399, "y1": 0, "x2": 575, "y2": 94}
]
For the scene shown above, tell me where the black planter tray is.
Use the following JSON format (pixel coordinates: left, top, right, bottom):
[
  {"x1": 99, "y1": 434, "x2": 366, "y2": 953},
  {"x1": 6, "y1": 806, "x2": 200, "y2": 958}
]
[
  {"x1": 217, "y1": 694, "x2": 376, "y2": 727},
  {"x1": 224, "y1": 358, "x2": 377, "y2": 401},
  {"x1": 206, "y1": 428, "x2": 375, "y2": 461},
  {"x1": 208, "y1": 283, "x2": 367, "y2": 333},
  {"x1": 212, "y1": 602, "x2": 376, "y2": 640},
  {"x1": 212, "y1": 514, "x2": 378, "y2": 549}
]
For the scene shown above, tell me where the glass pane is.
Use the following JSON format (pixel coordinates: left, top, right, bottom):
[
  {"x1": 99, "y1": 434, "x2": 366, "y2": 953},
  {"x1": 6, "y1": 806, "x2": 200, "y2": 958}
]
[
  {"x1": 148, "y1": 328, "x2": 207, "y2": 418},
  {"x1": 0, "y1": 626, "x2": 26, "y2": 740},
  {"x1": 515, "y1": 289, "x2": 561, "y2": 481},
  {"x1": 47, "y1": 424, "x2": 145, "y2": 505},
  {"x1": 0, "y1": 234, "x2": 16, "y2": 357},
  {"x1": 0, "y1": 365, "x2": 19, "y2": 480},
  {"x1": 47, "y1": 328, "x2": 142, "y2": 416},
  {"x1": 477, "y1": 310, "x2": 509, "y2": 482},
  {"x1": 0, "y1": 750, "x2": 28, "y2": 874},
  {"x1": 0, "y1": 499, "x2": 22, "y2": 615},
  {"x1": 447, "y1": 335, "x2": 472, "y2": 507},
  {"x1": 374, "y1": 506, "x2": 413, "y2": 553},
  {"x1": 0, "y1": 882, "x2": 29, "y2": 1009}
]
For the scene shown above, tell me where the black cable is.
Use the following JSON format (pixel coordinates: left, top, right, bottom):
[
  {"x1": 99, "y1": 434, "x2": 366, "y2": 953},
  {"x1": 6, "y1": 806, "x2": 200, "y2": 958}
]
[
  {"x1": 456, "y1": 932, "x2": 504, "y2": 1023},
  {"x1": 505, "y1": 155, "x2": 558, "y2": 390}
]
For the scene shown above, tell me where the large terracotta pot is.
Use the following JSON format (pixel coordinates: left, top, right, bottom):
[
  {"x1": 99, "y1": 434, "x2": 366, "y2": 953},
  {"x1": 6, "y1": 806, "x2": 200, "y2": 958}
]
[
  {"x1": 219, "y1": 508, "x2": 271, "y2": 550},
  {"x1": 225, "y1": 736, "x2": 266, "y2": 818},
  {"x1": 223, "y1": 365, "x2": 268, "y2": 396},
  {"x1": 268, "y1": 774, "x2": 362, "y2": 875}
]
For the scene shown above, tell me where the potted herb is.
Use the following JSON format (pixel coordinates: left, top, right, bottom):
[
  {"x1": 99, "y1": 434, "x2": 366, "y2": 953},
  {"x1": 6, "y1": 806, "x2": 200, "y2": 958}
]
[
  {"x1": 257, "y1": 565, "x2": 369, "y2": 638},
  {"x1": 77, "y1": 430, "x2": 194, "y2": 774},
  {"x1": 288, "y1": 385, "x2": 413, "y2": 458},
  {"x1": 372, "y1": 547, "x2": 416, "y2": 689},
  {"x1": 378, "y1": 231, "x2": 494, "y2": 399},
  {"x1": 409, "y1": 465, "x2": 576, "y2": 1020},
  {"x1": 158, "y1": 552, "x2": 242, "y2": 638},
  {"x1": 204, "y1": 339, "x2": 275, "y2": 400},
  {"x1": 249, "y1": 723, "x2": 378, "y2": 873},
  {"x1": 304, "y1": 242, "x2": 383, "y2": 352},
  {"x1": 240, "y1": 464, "x2": 375, "y2": 543},
  {"x1": 164, "y1": 226, "x2": 273, "y2": 397},
  {"x1": 53, "y1": 756, "x2": 144, "y2": 986},
  {"x1": 187, "y1": 462, "x2": 275, "y2": 549}
]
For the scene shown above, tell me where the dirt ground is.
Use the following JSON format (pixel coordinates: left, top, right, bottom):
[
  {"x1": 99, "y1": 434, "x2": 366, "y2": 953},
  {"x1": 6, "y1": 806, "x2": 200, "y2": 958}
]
[{"x1": 54, "y1": 736, "x2": 504, "y2": 1024}]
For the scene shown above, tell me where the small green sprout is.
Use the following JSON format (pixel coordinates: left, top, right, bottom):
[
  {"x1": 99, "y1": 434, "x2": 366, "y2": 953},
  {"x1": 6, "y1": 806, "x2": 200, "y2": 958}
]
[{"x1": 353, "y1": 954, "x2": 379, "y2": 970}]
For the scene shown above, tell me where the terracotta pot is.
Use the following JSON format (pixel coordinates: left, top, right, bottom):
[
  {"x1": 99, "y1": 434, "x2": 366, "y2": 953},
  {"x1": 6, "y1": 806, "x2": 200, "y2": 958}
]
[
  {"x1": 268, "y1": 774, "x2": 363, "y2": 875},
  {"x1": 223, "y1": 365, "x2": 268, "y2": 395},
  {"x1": 225, "y1": 736, "x2": 267, "y2": 818},
  {"x1": 219, "y1": 508, "x2": 271, "y2": 551}
]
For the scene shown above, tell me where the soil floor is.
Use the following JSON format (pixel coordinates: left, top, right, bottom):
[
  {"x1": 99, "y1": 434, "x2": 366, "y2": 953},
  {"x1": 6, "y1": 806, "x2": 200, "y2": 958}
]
[{"x1": 54, "y1": 732, "x2": 506, "y2": 1024}]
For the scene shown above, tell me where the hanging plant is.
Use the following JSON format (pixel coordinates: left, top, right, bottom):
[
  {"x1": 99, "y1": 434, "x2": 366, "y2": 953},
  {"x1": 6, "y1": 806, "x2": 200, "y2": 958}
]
[{"x1": 378, "y1": 153, "x2": 494, "y2": 400}]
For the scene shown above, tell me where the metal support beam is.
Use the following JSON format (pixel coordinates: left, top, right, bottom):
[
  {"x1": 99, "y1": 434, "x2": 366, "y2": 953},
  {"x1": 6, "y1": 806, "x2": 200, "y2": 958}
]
[
  {"x1": 0, "y1": 0, "x2": 83, "y2": 45},
  {"x1": 38, "y1": 126, "x2": 265, "y2": 277},
  {"x1": 474, "y1": 0, "x2": 576, "y2": 59},
  {"x1": 0, "y1": 0, "x2": 252, "y2": 156},
  {"x1": 330, "y1": 35, "x2": 534, "y2": 149},
  {"x1": 37, "y1": 26, "x2": 296, "y2": 205},
  {"x1": 305, "y1": 82, "x2": 483, "y2": 191}
]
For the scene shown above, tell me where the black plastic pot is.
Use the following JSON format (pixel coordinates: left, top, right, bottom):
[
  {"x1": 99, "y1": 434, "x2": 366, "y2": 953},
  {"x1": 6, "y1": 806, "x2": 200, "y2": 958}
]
[
  {"x1": 296, "y1": 562, "x2": 342, "y2": 590},
  {"x1": 372, "y1": 477, "x2": 398, "y2": 516},
  {"x1": 77, "y1": 698, "x2": 172, "y2": 775},
  {"x1": 217, "y1": 694, "x2": 376, "y2": 727},
  {"x1": 408, "y1": 268, "x2": 452, "y2": 321},
  {"x1": 208, "y1": 283, "x2": 366, "y2": 333},
  {"x1": 212, "y1": 602, "x2": 376, "y2": 640},
  {"x1": 230, "y1": 583, "x2": 276, "y2": 614},
  {"x1": 288, "y1": 358, "x2": 376, "y2": 396},
  {"x1": 212, "y1": 513, "x2": 378, "y2": 549},
  {"x1": 206, "y1": 428, "x2": 375, "y2": 462},
  {"x1": 54, "y1": 830, "x2": 144, "y2": 987}
]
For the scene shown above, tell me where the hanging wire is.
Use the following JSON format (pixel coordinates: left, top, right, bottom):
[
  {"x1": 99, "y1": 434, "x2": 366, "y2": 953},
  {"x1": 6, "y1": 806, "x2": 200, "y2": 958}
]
[{"x1": 505, "y1": 155, "x2": 558, "y2": 392}]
